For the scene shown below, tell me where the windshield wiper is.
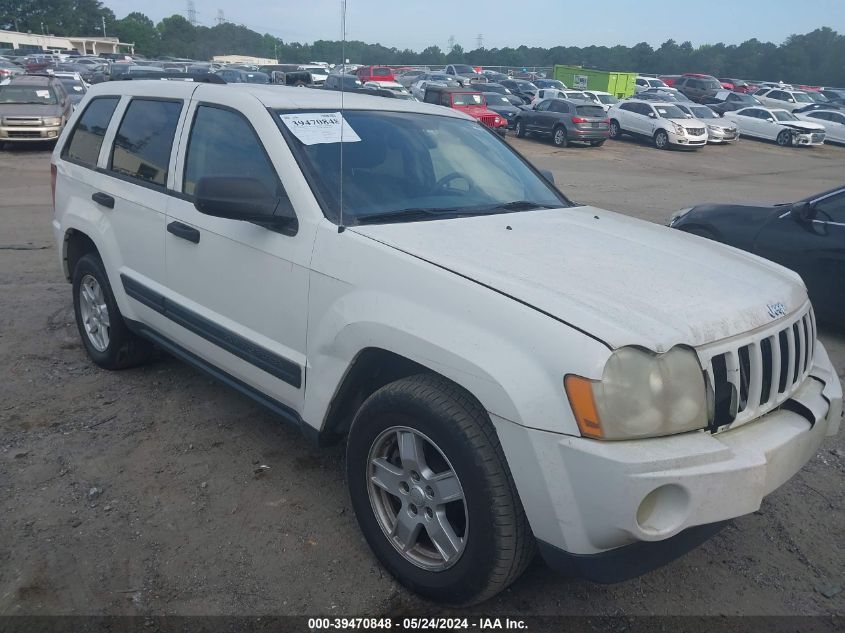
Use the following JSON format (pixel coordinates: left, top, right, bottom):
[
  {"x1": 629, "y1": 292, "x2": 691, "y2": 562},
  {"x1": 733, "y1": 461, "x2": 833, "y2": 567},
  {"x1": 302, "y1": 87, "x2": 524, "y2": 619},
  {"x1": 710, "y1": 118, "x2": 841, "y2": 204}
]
[
  {"x1": 484, "y1": 200, "x2": 559, "y2": 211},
  {"x1": 355, "y1": 207, "x2": 471, "y2": 225}
]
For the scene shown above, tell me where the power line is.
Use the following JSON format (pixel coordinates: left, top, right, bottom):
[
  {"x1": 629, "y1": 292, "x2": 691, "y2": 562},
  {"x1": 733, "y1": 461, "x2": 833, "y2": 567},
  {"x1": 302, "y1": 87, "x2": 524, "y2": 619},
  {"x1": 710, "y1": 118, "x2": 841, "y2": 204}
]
[
  {"x1": 216, "y1": 9, "x2": 226, "y2": 25},
  {"x1": 186, "y1": 1, "x2": 197, "y2": 26},
  {"x1": 476, "y1": 34, "x2": 483, "y2": 49}
]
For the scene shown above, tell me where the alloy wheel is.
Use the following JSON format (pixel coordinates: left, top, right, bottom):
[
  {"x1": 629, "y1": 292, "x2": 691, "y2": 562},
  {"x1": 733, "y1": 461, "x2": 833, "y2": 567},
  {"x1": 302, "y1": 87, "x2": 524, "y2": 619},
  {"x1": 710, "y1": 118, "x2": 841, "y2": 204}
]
[
  {"x1": 78, "y1": 274, "x2": 110, "y2": 352},
  {"x1": 366, "y1": 426, "x2": 468, "y2": 571}
]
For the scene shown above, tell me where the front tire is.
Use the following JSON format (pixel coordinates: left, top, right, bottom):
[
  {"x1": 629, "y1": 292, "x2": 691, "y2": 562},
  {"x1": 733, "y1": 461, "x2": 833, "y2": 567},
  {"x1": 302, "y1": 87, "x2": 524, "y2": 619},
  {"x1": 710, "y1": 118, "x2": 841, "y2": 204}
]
[
  {"x1": 777, "y1": 130, "x2": 792, "y2": 147},
  {"x1": 654, "y1": 129, "x2": 670, "y2": 150},
  {"x1": 346, "y1": 374, "x2": 535, "y2": 605},
  {"x1": 552, "y1": 126, "x2": 568, "y2": 147},
  {"x1": 609, "y1": 119, "x2": 622, "y2": 139},
  {"x1": 514, "y1": 119, "x2": 526, "y2": 138},
  {"x1": 72, "y1": 253, "x2": 152, "y2": 370}
]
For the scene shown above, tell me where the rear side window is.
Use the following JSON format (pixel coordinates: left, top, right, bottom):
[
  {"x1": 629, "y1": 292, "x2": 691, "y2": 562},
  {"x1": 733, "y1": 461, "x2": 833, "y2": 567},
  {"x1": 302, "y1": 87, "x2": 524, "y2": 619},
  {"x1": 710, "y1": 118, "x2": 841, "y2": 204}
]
[
  {"x1": 110, "y1": 99, "x2": 182, "y2": 187},
  {"x1": 62, "y1": 97, "x2": 119, "y2": 167},
  {"x1": 183, "y1": 105, "x2": 280, "y2": 201}
]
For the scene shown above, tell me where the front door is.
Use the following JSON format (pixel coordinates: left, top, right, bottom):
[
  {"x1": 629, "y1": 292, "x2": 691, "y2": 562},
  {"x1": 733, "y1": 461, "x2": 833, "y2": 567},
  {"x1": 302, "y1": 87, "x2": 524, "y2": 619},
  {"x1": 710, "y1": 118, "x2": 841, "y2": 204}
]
[{"x1": 163, "y1": 91, "x2": 314, "y2": 413}]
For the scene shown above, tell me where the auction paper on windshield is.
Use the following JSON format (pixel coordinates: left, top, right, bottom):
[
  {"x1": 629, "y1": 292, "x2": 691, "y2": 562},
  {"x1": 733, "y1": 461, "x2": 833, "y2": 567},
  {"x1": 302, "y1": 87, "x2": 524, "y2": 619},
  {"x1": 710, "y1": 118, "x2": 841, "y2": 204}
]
[{"x1": 280, "y1": 112, "x2": 361, "y2": 145}]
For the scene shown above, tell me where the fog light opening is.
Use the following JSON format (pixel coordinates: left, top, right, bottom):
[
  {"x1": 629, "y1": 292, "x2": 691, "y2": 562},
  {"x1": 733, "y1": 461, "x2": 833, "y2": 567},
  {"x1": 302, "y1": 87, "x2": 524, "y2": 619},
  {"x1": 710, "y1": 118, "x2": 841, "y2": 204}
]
[{"x1": 636, "y1": 484, "x2": 690, "y2": 536}]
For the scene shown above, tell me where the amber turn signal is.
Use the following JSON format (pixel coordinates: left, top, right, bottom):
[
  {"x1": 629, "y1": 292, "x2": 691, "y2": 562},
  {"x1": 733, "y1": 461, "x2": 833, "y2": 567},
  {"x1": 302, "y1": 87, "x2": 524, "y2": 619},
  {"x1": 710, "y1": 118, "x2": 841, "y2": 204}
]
[{"x1": 564, "y1": 375, "x2": 603, "y2": 439}]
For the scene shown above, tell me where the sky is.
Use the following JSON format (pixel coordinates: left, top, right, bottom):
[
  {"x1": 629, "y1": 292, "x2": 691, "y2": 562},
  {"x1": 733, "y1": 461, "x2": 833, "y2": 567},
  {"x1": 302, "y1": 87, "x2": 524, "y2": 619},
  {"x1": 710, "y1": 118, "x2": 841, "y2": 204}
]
[{"x1": 104, "y1": 0, "x2": 845, "y2": 51}]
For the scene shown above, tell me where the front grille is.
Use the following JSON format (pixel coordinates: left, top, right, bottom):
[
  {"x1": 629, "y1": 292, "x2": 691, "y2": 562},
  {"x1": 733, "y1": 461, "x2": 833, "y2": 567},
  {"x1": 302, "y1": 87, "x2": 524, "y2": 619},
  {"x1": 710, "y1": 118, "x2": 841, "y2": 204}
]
[
  {"x1": 479, "y1": 114, "x2": 497, "y2": 127},
  {"x1": 4, "y1": 117, "x2": 42, "y2": 126},
  {"x1": 686, "y1": 127, "x2": 705, "y2": 135},
  {"x1": 700, "y1": 305, "x2": 816, "y2": 431},
  {"x1": 7, "y1": 130, "x2": 43, "y2": 138}
]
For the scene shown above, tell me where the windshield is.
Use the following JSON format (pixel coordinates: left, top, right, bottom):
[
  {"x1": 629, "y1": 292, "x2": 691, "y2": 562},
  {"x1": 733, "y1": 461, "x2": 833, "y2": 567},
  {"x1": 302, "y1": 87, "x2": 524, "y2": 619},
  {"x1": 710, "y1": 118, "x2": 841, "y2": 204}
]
[
  {"x1": 373, "y1": 67, "x2": 392, "y2": 76},
  {"x1": 773, "y1": 110, "x2": 797, "y2": 121},
  {"x1": 792, "y1": 92, "x2": 813, "y2": 103},
  {"x1": 807, "y1": 92, "x2": 828, "y2": 103},
  {"x1": 277, "y1": 110, "x2": 566, "y2": 224},
  {"x1": 516, "y1": 81, "x2": 538, "y2": 92},
  {"x1": 452, "y1": 65, "x2": 476, "y2": 74},
  {"x1": 59, "y1": 78, "x2": 85, "y2": 92},
  {"x1": 538, "y1": 80, "x2": 564, "y2": 89},
  {"x1": 596, "y1": 94, "x2": 619, "y2": 104},
  {"x1": 690, "y1": 106, "x2": 717, "y2": 119},
  {"x1": 0, "y1": 85, "x2": 57, "y2": 104},
  {"x1": 647, "y1": 79, "x2": 668, "y2": 88},
  {"x1": 486, "y1": 94, "x2": 512, "y2": 105},
  {"x1": 452, "y1": 93, "x2": 484, "y2": 106},
  {"x1": 655, "y1": 105, "x2": 687, "y2": 119}
]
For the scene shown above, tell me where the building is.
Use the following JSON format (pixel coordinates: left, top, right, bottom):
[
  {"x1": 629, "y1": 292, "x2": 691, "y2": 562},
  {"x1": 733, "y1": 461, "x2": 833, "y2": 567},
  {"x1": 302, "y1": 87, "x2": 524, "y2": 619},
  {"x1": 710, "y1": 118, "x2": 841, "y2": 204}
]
[
  {"x1": 212, "y1": 54, "x2": 278, "y2": 66},
  {"x1": 0, "y1": 29, "x2": 134, "y2": 56}
]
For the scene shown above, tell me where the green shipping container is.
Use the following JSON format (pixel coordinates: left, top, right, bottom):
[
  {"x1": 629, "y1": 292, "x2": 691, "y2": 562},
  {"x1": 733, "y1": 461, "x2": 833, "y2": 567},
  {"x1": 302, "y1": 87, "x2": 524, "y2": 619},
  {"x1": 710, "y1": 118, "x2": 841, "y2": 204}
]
[{"x1": 553, "y1": 65, "x2": 637, "y2": 98}]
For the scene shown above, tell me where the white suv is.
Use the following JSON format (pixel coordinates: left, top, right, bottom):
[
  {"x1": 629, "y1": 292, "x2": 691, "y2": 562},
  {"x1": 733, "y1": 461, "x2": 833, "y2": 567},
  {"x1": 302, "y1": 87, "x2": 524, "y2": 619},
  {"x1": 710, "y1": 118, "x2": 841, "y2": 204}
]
[
  {"x1": 608, "y1": 100, "x2": 709, "y2": 149},
  {"x1": 52, "y1": 80, "x2": 842, "y2": 604}
]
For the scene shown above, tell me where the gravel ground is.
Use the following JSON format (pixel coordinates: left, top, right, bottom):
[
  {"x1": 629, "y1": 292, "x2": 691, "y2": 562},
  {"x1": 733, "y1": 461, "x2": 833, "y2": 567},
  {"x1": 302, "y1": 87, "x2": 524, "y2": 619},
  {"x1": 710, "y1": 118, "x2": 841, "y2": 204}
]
[{"x1": 1, "y1": 136, "x2": 843, "y2": 620}]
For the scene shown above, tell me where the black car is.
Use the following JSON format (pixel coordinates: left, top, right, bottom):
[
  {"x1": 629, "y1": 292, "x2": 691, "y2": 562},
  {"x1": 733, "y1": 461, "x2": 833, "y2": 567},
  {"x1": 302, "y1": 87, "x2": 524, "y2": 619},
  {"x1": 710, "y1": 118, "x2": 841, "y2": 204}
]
[
  {"x1": 500, "y1": 79, "x2": 538, "y2": 104},
  {"x1": 674, "y1": 76, "x2": 722, "y2": 103},
  {"x1": 323, "y1": 74, "x2": 363, "y2": 91},
  {"x1": 669, "y1": 186, "x2": 845, "y2": 324},
  {"x1": 481, "y1": 92, "x2": 521, "y2": 128},
  {"x1": 794, "y1": 102, "x2": 845, "y2": 114},
  {"x1": 514, "y1": 98, "x2": 609, "y2": 147}
]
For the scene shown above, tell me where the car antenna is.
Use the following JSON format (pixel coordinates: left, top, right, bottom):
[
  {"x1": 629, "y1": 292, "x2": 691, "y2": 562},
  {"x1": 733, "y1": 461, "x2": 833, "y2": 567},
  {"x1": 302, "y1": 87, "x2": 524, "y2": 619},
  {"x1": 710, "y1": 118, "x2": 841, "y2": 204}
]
[{"x1": 338, "y1": 0, "x2": 348, "y2": 234}]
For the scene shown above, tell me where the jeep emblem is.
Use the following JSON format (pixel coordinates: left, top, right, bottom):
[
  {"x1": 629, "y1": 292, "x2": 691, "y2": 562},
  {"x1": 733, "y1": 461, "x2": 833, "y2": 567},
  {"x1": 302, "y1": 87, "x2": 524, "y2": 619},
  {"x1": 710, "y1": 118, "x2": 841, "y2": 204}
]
[{"x1": 767, "y1": 303, "x2": 787, "y2": 319}]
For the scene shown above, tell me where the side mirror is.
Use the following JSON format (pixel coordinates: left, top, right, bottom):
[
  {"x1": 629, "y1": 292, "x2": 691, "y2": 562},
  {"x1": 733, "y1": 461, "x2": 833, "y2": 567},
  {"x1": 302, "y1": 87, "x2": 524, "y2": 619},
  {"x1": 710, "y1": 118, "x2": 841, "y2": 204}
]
[
  {"x1": 789, "y1": 201, "x2": 815, "y2": 223},
  {"x1": 540, "y1": 169, "x2": 555, "y2": 184},
  {"x1": 194, "y1": 176, "x2": 298, "y2": 235}
]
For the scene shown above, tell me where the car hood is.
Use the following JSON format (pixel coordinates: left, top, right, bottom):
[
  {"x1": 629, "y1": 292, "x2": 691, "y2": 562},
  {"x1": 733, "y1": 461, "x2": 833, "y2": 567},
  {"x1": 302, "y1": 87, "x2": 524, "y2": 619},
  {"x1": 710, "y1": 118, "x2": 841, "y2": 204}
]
[
  {"x1": 781, "y1": 120, "x2": 825, "y2": 132},
  {"x1": 352, "y1": 206, "x2": 806, "y2": 351},
  {"x1": 0, "y1": 103, "x2": 62, "y2": 116},
  {"x1": 486, "y1": 104, "x2": 520, "y2": 115}
]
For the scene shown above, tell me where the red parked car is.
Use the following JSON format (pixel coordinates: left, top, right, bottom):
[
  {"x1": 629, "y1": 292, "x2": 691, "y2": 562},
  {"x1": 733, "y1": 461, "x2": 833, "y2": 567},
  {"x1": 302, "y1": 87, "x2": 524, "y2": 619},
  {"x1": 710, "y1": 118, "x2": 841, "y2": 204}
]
[
  {"x1": 658, "y1": 74, "x2": 683, "y2": 87},
  {"x1": 422, "y1": 86, "x2": 508, "y2": 135},
  {"x1": 356, "y1": 66, "x2": 395, "y2": 83}
]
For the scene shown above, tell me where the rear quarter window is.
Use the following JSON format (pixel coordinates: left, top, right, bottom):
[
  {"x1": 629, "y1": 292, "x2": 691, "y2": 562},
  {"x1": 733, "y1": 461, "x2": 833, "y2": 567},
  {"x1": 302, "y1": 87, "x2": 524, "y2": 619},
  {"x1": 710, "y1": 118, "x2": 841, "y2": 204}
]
[
  {"x1": 110, "y1": 99, "x2": 182, "y2": 187},
  {"x1": 62, "y1": 97, "x2": 120, "y2": 167}
]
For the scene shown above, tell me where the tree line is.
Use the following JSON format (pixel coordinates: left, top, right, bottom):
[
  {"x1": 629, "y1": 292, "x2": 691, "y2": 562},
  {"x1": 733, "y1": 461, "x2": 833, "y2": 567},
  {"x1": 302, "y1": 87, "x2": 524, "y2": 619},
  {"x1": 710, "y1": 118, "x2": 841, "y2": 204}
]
[{"x1": 2, "y1": 1, "x2": 844, "y2": 86}]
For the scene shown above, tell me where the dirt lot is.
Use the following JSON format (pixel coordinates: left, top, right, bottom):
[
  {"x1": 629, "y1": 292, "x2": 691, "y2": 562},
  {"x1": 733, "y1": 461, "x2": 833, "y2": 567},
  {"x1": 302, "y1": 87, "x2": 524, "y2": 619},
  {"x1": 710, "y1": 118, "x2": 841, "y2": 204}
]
[{"x1": 1, "y1": 135, "x2": 844, "y2": 619}]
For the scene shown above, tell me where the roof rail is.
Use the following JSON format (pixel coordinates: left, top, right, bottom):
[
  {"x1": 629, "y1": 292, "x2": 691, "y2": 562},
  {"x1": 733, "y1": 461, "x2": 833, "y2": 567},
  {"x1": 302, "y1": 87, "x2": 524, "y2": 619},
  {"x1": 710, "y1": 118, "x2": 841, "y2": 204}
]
[{"x1": 112, "y1": 72, "x2": 226, "y2": 84}]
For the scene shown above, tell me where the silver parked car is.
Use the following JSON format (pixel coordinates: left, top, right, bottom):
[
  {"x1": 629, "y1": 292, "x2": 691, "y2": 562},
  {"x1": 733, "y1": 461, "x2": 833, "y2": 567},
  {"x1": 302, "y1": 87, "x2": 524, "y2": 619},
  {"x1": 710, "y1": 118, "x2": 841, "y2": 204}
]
[{"x1": 0, "y1": 74, "x2": 73, "y2": 147}]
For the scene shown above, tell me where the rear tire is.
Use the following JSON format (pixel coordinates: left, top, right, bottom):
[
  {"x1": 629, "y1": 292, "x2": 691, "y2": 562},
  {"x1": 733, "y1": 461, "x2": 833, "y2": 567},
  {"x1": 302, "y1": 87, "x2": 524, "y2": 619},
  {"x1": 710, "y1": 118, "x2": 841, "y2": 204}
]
[
  {"x1": 654, "y1": 129, "x2": 670, "y2": 150},
  {"x1": 514, "y1": 119, "x2": 526, "y2": 138},
  {"x1": 346, "y1": 374, "x2": 535, "y2": 605},
  {"x1": 72, "y1": 253, "x2": 153, "y2": 370},
  {"x1": 552, "y1": 126, "x2": 568, "y2": 147},
  {"x1": 609, "y1": 120, "x2": 622, "y2": 139},
  {"x1": 777, "y1": 130, "x2": 792, "y2": 147}
]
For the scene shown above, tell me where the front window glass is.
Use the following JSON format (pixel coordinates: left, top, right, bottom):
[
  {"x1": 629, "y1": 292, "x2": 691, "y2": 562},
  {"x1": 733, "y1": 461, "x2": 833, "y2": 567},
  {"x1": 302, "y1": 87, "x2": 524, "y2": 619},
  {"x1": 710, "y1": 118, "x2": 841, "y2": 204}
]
[
  {"x1": 452, "y1": 65, "x2": 476, "y2": 74},
  {"x1": 278, "y1": 110, "x2": 566, "y2": 224},
  {"x1": 452, "y1": 93, "x2": 484, "y2": 106},
  {"x1": 793, "y1": 92, "x2": 813, "y2": 103},
  {"x1": 596, "y1": 94, "x2": 619, "y2": 105},
  {"x1": 0, "y1": 85, "x2": 57, "y2": 104},
  {"x1": 648, "y1": 79, "x2": 668, "y2": 88},
  {"x1": 807, "y1": 92, "x2": 828, "y2": 103},
  {"x1": 655, "y1": 105, "x2": 686, "y2": 118},
  {"x1": 773, "y1": 110, "x2": 797, "y2": 122}
]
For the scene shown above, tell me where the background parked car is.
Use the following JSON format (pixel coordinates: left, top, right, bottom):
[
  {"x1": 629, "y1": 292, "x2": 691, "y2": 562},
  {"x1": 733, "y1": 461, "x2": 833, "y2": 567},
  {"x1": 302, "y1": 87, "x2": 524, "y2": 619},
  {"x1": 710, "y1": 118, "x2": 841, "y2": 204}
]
[
  {"x1": 410, "y1": 73, "x2": 460, "y2": 100},
  {"x1": 756, "y1": 88, "x2": 816, "y2": 112},
  {"x1": 795, "y1": 110, "x2": 845, "y2": 144},
  {"x1": 669, "y1": 186, "x2": 845, "y2": 324},
  {"x1": 514, "y1": 98, "x2": 609, "y2": 147},
  {"x1": 608, "y1": 100, "x2": 708, "y2": 150},
  {"x1": 0, "y1": 74, "x2": 72, "y2": 147},
  {"x1": 52, "y1": 72, "x2": 87, "y2": 107},
  {"x1": 674, "y1": 102, "x2": 738, "y2": 143},
  {"x1": 820, "y1": 88, "x2": 845, "y2": 102},
  {"x1": 356, "y1": 65, "x2": 395, "y2": 83},
  {"x1": 674, "y1": 75, "x2": 723, "y2": 102},
  {"x1": 723, "y1": 107, "x2": 825, "y2": 146},
  {"x1": 635, "y1": 76, "x2": 670, "y2": 92},
  {"x1": 535, "y1": 79, "x2": 566, "y2": 90},
  {"x1": 481, "y1": 92, "x2": 521, "y2": 128},
  {"x1": 701, "y1": 90, "x2": 764, "y2": 114},
  {"x1": 0, "y1": 59, "x2": 24, "y2": 82},
  {"x1": 583, "y1": 90, "x2": 620, "y2": 112},
  {"x1": 324, "y1": 74, "x2": 364, "y2": 91},
  {"x1": 499, "y1": 79, "x2": 538, "y2": 104},
  {"x1": 657, "y1": 74, "x2": 683, "y2": 87},
  {"x1": 395, "y1": 69, "x2": 427, "y2": 88},
  {"x1": 422, "y1": 86, "x2": 508, "y2": 134},
  {"x1": 481, "y1": 70, "x2": 510, "y2": 82},
  {"x1": 443, "y1": 64, "x2": 487, "y2": 86}
]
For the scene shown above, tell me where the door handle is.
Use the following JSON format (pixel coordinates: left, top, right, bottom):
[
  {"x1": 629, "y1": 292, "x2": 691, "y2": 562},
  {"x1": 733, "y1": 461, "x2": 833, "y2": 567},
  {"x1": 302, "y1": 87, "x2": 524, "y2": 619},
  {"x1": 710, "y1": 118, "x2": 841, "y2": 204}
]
[
  {"x1": 91, "y1": 192, "x2": 115, "y2": 209},
  {"x1": 167, "y1": 221, "x2": 200, "y2": 244}
]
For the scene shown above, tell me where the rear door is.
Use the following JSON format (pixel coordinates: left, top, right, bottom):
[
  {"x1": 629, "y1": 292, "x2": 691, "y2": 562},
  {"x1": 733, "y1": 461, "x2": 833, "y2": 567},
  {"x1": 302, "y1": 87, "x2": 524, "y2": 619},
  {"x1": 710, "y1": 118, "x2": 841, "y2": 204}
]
[
  {"x1": 91, "y1": 87, "x2": 191, "y2": 331},
  {"x1": 163, "y1": 89, "x2": 313, "y2": 414}
]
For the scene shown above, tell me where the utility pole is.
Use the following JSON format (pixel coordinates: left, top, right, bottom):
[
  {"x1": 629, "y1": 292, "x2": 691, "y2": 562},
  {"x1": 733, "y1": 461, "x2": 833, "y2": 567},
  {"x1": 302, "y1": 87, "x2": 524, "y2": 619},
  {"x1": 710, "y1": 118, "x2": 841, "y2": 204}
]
[
  {"x1": 186, "y1": 1, "x2": 198, "y2": 26},
  {"x1": 447, "y1": 35, "x2": 456, "y2": 50},
  {"x1": 216, "y1": 9, "x2": 225, "y2": 25},
  {"x1": 102, "y1": 16, "x2": 107, "y2": 38},
  {"x1": 476, "y1": 34, "x2": 483, "y2": 50}
]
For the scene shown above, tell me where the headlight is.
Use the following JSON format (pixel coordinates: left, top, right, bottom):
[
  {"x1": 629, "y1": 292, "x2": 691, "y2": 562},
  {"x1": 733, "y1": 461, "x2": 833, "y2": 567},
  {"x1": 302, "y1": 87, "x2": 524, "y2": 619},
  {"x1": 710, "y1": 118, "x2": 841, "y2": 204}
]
[
  {"x1": 671, "y1": 122, "x2": 685, "y2": 135},
  {"x1": 43, "y1": 116, "x2": 62, "y2": 126},
  {"x1": 565, "y1": 346, "x2": 708, "y2": 440}
]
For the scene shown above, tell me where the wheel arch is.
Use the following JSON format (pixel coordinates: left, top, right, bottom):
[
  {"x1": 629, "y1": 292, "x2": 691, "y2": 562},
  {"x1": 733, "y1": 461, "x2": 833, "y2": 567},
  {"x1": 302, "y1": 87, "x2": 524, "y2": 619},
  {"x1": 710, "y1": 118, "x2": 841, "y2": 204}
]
[{"x1": 63, "y1": 227, "x2": 101, "y2": 282}]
